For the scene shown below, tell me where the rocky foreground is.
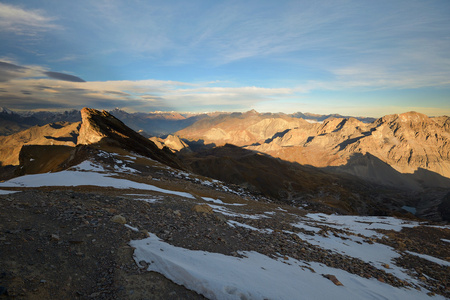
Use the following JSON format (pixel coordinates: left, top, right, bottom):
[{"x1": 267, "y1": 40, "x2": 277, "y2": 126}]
[{"x1": 0, "y1": 148, "x2": 449, "y2": 299}]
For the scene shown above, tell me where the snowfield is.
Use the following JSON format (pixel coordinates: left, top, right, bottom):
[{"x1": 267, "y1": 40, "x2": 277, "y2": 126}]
[
  {"x1": 0, "y1": 161, "x2": 194, "y2": 199},
  {"x1": 131, "y1": 233, "x2": 445, "y2": 300}
]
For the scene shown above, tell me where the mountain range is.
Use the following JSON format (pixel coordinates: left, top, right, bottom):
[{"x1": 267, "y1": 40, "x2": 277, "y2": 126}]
[
  {"x1": 177, "y1": 110, "x2": 450, "y2": 190},
  {"x1": 1, "y1": 107, "x2": 449, "y2": 222},
  {"x1": 0, "y1": 107, "x2": 376, "y2": 137},
  {"x1": 0, "y1": 107, "x2": 449, "y2": 299}
]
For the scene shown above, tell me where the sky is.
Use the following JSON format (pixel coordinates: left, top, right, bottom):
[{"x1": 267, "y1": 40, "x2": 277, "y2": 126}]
[{"x1": 0, "y1": 0, "x2": 449, "y2": 117}]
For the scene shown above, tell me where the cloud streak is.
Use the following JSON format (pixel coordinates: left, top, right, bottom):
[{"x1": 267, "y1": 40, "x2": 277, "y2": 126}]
[
  {"x1": 1, "y1": 59, "x2": 449, "y2": 116},
  {"x1": 0, "y1": 3, "x2": 59, "y2": 35},
  {"x1": 0, "y1": 61, "x2": 294, "y2": 112},
  {"x1": 44, "y1": 71, "x2": 86, "y2": 82}
]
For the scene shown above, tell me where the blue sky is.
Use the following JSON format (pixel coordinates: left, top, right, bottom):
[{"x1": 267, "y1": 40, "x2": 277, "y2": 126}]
[{"x1": 0, "y1": 0, "x2": 449, "y2": 116}]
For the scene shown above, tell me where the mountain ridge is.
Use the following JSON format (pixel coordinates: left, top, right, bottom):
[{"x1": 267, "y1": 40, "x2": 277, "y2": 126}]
[
  {"x1": 1, "y1": 107, "x2": 449, "y2": 221},
  {"x1": 176, "y1": 111, "x2": 450, "y2": 188}
]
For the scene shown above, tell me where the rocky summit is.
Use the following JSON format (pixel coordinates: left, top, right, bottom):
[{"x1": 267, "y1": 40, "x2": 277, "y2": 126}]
[{"x1": 0, "y1": 107, "x2": 449, "y2": 299}]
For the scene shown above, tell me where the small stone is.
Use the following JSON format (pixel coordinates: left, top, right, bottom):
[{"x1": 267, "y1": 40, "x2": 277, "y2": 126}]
[
  {"x1": 214, "y1": 213, "x2": 227, "y2": 222},
  {"x1": 89, "y1": 292, "x2": 101, "y2": 298},
  {"x1": 50, "y1": 234, "x2": 60, "y2": 241},
  {"x1": 192, "y1": 204, "x2": 213, "y2": 214},
  {"x1": 173, "y1": 210, "x2": 181, "y2": 217},
  {"x1": 382, "y1": 263, "x2": 390, "y2": 269},
  {"x1": 111, "y1": 215, "x2": 126, "y2": 224},
  {"x1": 139, "y1": 260, "x2": 149, "y2": 268},
  {"x1": 322, "y1": 274, "x2": 343, "y2": 286},
  {"x1": 69, "y1": 240, "x2": 84, "y2": 244}
]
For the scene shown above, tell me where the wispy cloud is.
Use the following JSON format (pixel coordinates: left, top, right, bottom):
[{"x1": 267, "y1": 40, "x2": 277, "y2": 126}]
[
  {"x1": 0, "y1": 61, "x2": 293, "y2": 112},
  {"x1": 0, "y1": 3, "x2": 59, "y2": 35},
  {"x1": 44, "y1": 71, "x2": 86, "y2": 82}
]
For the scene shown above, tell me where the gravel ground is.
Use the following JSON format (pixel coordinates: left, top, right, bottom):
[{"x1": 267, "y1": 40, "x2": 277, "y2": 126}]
[{"x1": 1, "y1": 185, "x2": 449, "y2": 299}]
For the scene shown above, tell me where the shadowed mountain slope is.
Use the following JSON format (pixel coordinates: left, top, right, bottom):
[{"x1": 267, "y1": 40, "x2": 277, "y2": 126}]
[
  {"x1": 179, "y1": 144, "x2": 417, "y2": 216},
  {"x1": 0, "y1": 121, "x2": 80, "y2": 166}
]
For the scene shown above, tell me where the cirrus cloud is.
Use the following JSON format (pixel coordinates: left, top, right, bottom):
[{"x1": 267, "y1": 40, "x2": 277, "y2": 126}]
[
  {"x1": 0, "y1": 61, "x2": 295, "y2": 112},
  {"x1": 0, "y1": 2, "x2": 59, "y2": 35}
]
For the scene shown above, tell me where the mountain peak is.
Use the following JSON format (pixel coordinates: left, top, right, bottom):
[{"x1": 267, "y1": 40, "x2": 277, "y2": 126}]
[
  {"x1": 0, "y1": 107, "x2": 14, "y2": 114},
  {"x1": 398, "y1": 111, "x2": 429, "y2": 122},
  {"x1": 245, "y1": 109, "x2": 259, "y2": 115},
  {"x1": 78, "y1": 107, "x2": 184, "y2": 170}
]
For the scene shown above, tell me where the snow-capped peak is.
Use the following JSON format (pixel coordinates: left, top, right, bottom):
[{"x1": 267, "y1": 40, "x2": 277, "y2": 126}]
[{"x1": 0, "y1": 107, "x2": 14, "y2": 114}]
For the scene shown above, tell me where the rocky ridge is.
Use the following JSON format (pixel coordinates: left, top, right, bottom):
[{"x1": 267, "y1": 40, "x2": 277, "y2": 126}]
[{"x1": 77, "y1": 108, "x2": 185, "y2": 170}]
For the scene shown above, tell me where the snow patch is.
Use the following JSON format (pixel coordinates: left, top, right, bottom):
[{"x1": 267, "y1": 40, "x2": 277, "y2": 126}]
[
  {"x1": 202, "y1": 197, "x2": 246, "y2": 206},
  {"x1": 304, "y1": 213, "x2": 420, "y2": 237},
  {"x1": 131, "y1": 233, "x2": 443, "y2": 300},
  {"x1": 0, "y1": 170, "x2": 194, "y2": 199},
  {"x1": 125, "y1": 224, "x2": 139, "y2": 232},
  {"x1": 208, "y1": 204, "x2": 268, "y2": 220},
  {"x1": 401, "y1": 206, "x2": 416, "y2": 215},
  {"x1": 0, "y1": 190, "x2": 18, "y2": 195},
  {"x1": 71, "y1": 160, "x2": 105, "y2": 172},
  {"x1": 406, "y1": 251, "x2": 450, "y2": 267}
]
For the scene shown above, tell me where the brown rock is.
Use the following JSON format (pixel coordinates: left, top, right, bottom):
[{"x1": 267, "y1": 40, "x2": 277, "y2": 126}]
[
  {"x1": 110, "y1": 215, "x2": 126, "y2": 224},
  {"x1": 322, "y1": 274, "x2": 343, "y2": 286},
  {"x1": 50, "y1": 234, "x2": 60, "y2": 241},
  {"x1": 192, "y1": 204, "x2": 213, "y2": 214}
]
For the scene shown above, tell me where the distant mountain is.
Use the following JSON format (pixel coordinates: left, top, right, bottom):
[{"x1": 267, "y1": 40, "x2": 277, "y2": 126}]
[
  {"x1": 290, "y1": 112, "x2": 376, "y2": 123},
  {"x1": 108, "y1": 108, "x2": 208, "y2": 136},
  {"x1": 0, "y1": 107, "x2": 42, "y2": 135},
  {"x1": 0, "y1": 108, "x2": 81, "y2": 136},
  {"x1": 176, "y1": 110, "x2": 310, "y2": 147},
  {"x1": 0, "y1": 121, "x2": 80, "y2": 166},
  {"x1": 0, "y1": 107, "x2": 377, "y2": 137},
  {"x1": 25, "y1": 109, "x2": 81, "y2": 123},
  {"x1": 177, "y1": 110, "x2": 450, "y2": 190}
]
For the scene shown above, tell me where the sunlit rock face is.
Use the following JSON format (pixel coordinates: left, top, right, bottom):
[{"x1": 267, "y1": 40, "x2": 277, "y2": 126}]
[{"x1": 77, "y1": 107, "x2": 111, "y2": 145}]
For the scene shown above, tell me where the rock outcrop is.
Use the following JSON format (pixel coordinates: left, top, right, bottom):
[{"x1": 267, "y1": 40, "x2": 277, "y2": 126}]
[
  {"x1": 149, "y1": 135, "x2": 188, "y2": 152},
  {"x1": 77, "y1": 107, "x2": 185, "y2": 170}
]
